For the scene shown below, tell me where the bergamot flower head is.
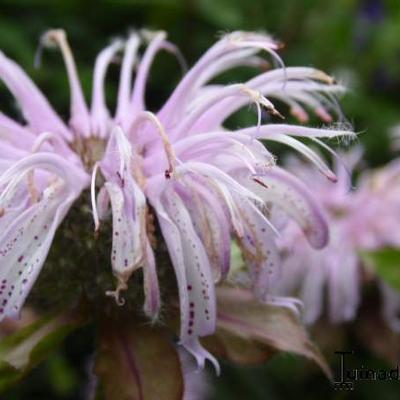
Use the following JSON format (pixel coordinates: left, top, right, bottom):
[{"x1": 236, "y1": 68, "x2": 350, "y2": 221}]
[{"x1": 0, "y1": 29, "x2": 354, "y2": 371}]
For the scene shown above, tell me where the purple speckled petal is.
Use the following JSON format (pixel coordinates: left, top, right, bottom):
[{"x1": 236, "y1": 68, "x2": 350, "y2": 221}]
[
  {"x1": 245, "y1": 167, "x2": 329, "y2": 249},
  {"x1": 0, "y1": 153, "x2": 87, "y2": 320}
]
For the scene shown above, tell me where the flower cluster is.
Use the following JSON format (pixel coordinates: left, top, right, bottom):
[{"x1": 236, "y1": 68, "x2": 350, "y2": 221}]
[
  {"x1": 0, "y1": 29, "x2": 353, "y2": 370},
  {"x1": 274, "y1": 149, "x2": 400, "y2": 327}
]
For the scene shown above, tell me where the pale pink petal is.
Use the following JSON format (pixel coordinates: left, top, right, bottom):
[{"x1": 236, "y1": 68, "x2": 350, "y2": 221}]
[
  {"x1": 115, "y1": 34, "x2": 140, "y2": 129},
  {"x1": 0, "y1": 52, "x2": 71, "y2": 140},
  {"x1": 91, "y1": 39, "x2": 124, "y2": 137},
  {"x1": 246, "y1": 167, "x2": 329, "y2": 248},
  {"x1": 42, "y1": 30, "x2": 91, "y2": 136}
]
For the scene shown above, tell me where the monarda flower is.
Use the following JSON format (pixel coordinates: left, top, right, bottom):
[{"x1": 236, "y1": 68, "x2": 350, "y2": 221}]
[
  {"x1": 273, "y1": 149, "x2": 400, "y2": 329},
  {"x1": 0, "y1": 29, "x2": 354, "y2": 372}
]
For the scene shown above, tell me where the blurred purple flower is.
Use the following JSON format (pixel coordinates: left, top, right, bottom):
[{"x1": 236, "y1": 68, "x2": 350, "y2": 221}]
[
  {"x1": 359, "y1": 0, "x2": 385, "y2": 22},
  {"x1": 0, "y1": 29, "x2": 353, "y2": 370},
  {"x1": 274, "y1": 148, "x2": 400, "y2": 327}
]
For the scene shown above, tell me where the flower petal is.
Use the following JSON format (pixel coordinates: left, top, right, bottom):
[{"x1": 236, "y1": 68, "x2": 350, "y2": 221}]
[
  {"x1": 131, "y1": 31, "x2": 166, "y2": 112},
  {"x1": 142, "y1": 239, "x2": 160, "y2": 319},
  {"x1": 246, "y1": 167, "x2": 329, "y2": 249},
  {"x1": 0, "y1": 179, "x2": 79, "y2": 320},
  {"x1": 163, "y1": 189, "x2": 216, "y2": 336},
  {"x1": 0, "y1": 112, "x2": 37, "y2": 150},
  {"x1": 115, "y1": 34, "x2": 140, "y2": 129},
  {"x1": 103, "y1": 181, "x2": 144, "y2": 303},
  {"x1": 41, "y1": 30, "x2": 91, "y2": 136},
  {"x1": 231, "y1": 193, "x2": 281, "y2": 300},
  {"x1": 0, "y1": 52, "x2": 71, "y2": 140},
  {"x1": 154, "y1": 192, "x2": 219, "y2": 372},
  {"x1": 259, "y1": 133, "x2": 337, "y2": 182},
  {"x1": 174, "y1": 179, "x2": 231, "y2": 281},
  {"x1": 91, "y1": 39, "x2": 124, "y2": 137},
  {"x1": 327, "y1": 248, "x2": 360, "y2": 323},
  {"x1": 237, "y1": 123, "x2": 355, "y2": 140}
]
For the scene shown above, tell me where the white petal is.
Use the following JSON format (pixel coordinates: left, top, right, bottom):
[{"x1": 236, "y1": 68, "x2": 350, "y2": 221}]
[{"x1": 0, "y1": 181, "x2": 76, "y2": 319}]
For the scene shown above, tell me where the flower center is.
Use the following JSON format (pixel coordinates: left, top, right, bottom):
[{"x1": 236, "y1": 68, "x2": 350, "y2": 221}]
[
  {"x1": 27, "y1": 192, "x2": 176, "y2": 317},
  {"x1": 70, "y1": 137, "x2": 107, "y2": 171}
]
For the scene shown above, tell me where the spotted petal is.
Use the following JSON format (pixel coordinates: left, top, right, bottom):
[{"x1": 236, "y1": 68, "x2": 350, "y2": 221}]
[
  {"x1": 154, "y1": 190, "x2": 219, "y2": 372},
  {"x1": 244, "y1": 167, "x2": 329, "y2": 249},
  {"x1": 0, "y1": 153, "x2": 87, "y2": 320},
  {"x1": 103, "y1": 181, "x2": 144, "y2": 303}
]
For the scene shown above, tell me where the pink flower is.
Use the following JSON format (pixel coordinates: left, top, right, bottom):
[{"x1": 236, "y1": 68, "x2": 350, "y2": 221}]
[
  {"x1": 0, "y1": 29, "x2": 353, "y2": 370},
  {"x1": 275, "y1": 149, "x2": 400, "y2": 326}
]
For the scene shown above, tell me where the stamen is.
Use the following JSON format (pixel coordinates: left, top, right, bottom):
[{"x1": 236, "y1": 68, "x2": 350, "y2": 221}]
[
  {"x1": 131, "y1": 111, "x2": 177, "y2": 178},
  {"x1": 105, "y1": 280, "x2": 128, "y2": 306},
  {"x1": 315, "y1": 106, "x2": 333, "y2": 123},
  {"x1": 26, "y1": 131, "x2": 67, "y2": 205},
  {"x1": 290, "y1": 104, "x2": 309, "y2": 124},
  {"x1": 240, "y1": 86, "x2": 285, "y2": 120},
  {"x1": 270, "y1": 93, "x2": 309, "y2": 124},
  {"x1": 230, "y1": 33, "x2": 287, "y2": 87},
  {"x1": 34, "y1": 37, "x2": 45, "y2": 69},
  {"x1": 91, "y1": 162, "x2": 101, "y2": 234},
  {"x1": 27, "y1": 171, "x2": 39, "y2": 204},
  {"x1": 310, "y1": 137, "x2": 351, "y2": 185},
  {"x1": 116, "y1": 171, "x2": 125, "y2": 187},
  {"x1": 253, "y1": 177, "x2": 269, "y2": 189},
  {"x1": 312, "y1": 70, "x2": 336, "y2": 85},
  {"x1": 140, "y1": 29, "x2": 166, "y2": 42},
  {"x1": 26, "y1": 132, "x2": 58, "y2": 204}
]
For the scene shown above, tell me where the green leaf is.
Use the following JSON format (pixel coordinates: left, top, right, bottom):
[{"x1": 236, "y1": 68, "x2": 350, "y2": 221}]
[
  {"x1": 361, "y1": 248, "x2": 400, "y2": 291},
  {"x1": 46, "y1": 353, "x2": 79, "y2": 396},
  {"x1": 94, "y1": 320, "x2": 184, "y2": 400},
  {"x1": 212, "y1": 286, "x2": 332, "y2": 378},
  {"x1": 0, "y1": 310, "x2": 83, "y2": 392}
]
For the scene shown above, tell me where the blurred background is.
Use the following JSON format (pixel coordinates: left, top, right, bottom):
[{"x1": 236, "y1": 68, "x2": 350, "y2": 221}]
[{"x1": 1, "y1": 0, "x2": 400, "y2": 399}]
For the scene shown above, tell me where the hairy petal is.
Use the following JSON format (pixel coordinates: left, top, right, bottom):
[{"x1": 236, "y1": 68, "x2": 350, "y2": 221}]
[
  {"x1": 260, "y1": 133, "x2": 337, "y2": 182},
  {"x1": 237, "y1": 123, "x2": 355, "y2": 140}
]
